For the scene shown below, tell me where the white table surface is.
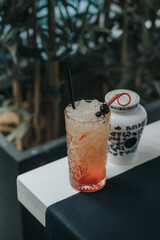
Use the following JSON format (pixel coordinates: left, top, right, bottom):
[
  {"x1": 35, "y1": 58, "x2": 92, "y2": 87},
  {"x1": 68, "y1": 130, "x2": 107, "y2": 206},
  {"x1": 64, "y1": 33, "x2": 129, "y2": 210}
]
[{"x1": 17, "y1": 121, "x2": 160, "y2": 226}]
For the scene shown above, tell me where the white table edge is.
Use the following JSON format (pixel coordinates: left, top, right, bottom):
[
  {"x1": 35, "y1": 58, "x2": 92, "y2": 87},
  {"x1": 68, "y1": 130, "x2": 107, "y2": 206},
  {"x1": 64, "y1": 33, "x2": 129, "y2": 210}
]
[{"x1": 17, "y1": 120, "x2": 160, "y2": 226}]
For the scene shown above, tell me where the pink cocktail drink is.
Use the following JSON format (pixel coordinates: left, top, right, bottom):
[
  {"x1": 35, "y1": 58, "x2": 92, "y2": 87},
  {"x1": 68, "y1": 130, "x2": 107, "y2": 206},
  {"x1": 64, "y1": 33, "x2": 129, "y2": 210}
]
[{"x1": 65, "y1": 100, "x2": 110, "y2": 192}]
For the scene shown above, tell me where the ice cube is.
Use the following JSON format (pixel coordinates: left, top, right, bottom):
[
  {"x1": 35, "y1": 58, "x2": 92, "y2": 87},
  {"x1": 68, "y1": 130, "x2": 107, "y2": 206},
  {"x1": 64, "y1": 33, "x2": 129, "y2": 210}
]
[
  {"x1": 67, "y1": 106, "x2": 74, "y2": 113},
  {"x1": 75, "y1": 101, "x2": 80, "y2": 109},
  {"x1": 79, "y1": 99, "x2": 90, "y2": 109},
  {"x1": 89, "y1": 99, "x2": 99, "y2": 108}
]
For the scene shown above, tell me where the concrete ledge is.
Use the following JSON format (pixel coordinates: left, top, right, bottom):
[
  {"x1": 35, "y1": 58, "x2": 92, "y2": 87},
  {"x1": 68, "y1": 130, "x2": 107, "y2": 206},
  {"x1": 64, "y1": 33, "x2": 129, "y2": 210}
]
[{"x1": 0, "y1": 133, "x2": 67, "y2": 240}]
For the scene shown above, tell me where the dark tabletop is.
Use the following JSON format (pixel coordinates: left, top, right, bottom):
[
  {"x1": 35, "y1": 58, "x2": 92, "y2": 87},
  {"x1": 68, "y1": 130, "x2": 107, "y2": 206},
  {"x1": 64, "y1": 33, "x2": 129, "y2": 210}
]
[{"x1": 46, "y1": 156, "x2": 160, "y2": 240}]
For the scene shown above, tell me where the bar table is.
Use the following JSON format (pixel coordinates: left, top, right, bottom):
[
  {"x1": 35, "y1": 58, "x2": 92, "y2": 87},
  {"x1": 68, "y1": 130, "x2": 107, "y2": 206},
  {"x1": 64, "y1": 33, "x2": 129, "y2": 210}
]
[{"x1": 17, "y1": 121, "x2": 160, "y2": 239}]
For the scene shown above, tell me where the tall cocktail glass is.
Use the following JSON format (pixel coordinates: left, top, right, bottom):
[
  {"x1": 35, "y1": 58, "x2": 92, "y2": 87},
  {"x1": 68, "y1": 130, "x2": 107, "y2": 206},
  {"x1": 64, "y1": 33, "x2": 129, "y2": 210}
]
[{"x1": 64, "y1": 100, "x2": 111, "y2": 192}]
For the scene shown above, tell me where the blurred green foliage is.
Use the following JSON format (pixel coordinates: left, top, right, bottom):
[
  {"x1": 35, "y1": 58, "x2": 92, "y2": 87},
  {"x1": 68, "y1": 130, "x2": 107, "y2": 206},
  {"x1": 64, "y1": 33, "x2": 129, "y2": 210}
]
[{"x1": 0, "y1": 0, "x2": 160, "y2": 103}]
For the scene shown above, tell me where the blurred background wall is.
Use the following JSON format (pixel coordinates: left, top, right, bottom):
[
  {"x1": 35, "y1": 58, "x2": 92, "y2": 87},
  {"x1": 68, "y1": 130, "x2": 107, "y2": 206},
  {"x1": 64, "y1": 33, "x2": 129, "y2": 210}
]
[{"x1": 0, "y1": 0, "x2": 160, "y2": 150}]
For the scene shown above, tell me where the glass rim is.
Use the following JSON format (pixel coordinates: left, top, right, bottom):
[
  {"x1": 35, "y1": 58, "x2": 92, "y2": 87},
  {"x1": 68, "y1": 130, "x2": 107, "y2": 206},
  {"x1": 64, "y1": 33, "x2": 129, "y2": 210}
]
[{"x1": 64, "y1": 100, "x2": 111, "y2": 123}]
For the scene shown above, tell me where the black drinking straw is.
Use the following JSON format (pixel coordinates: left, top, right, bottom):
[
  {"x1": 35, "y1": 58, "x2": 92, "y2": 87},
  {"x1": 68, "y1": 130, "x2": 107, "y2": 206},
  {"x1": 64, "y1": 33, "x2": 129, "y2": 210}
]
[{"x1": 67, "y1": 66, "x2": 75, "y2": 109}]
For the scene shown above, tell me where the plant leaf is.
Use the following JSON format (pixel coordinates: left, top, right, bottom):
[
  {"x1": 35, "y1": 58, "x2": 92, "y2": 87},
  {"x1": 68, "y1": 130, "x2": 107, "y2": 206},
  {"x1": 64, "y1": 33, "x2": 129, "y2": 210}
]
[
  {"x1": 89, "y1": 25, "x2": 111, "y2": 34},
  {"x1": 153, "y1": 80, "x2": 160, "y2": 96},
  {"x1": 6, "y1": 42, "x2": 17, "y2": 64},
  {"x1": 6, "y1": 119, "x2": 32, "y2": 143}
]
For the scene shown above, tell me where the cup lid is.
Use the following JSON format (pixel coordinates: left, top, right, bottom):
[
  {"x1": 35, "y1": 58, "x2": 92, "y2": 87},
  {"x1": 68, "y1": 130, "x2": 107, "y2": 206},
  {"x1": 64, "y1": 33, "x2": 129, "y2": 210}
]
[{"x1": 105, "y1": 89, "x2": 140, "y2": 112}]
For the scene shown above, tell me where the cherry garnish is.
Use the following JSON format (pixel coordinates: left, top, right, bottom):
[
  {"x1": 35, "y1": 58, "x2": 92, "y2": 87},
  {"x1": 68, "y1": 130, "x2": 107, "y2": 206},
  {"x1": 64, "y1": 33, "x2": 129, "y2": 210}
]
[
  {"x1": 96, "y1": 104, "x2": 109, "y2": 117},
  {"x1": 95, "y1": 111, "x2": 104, "y2": 117},
  {"x1": 100, "y1": 104, "x2": 110, "y2": 114}
]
